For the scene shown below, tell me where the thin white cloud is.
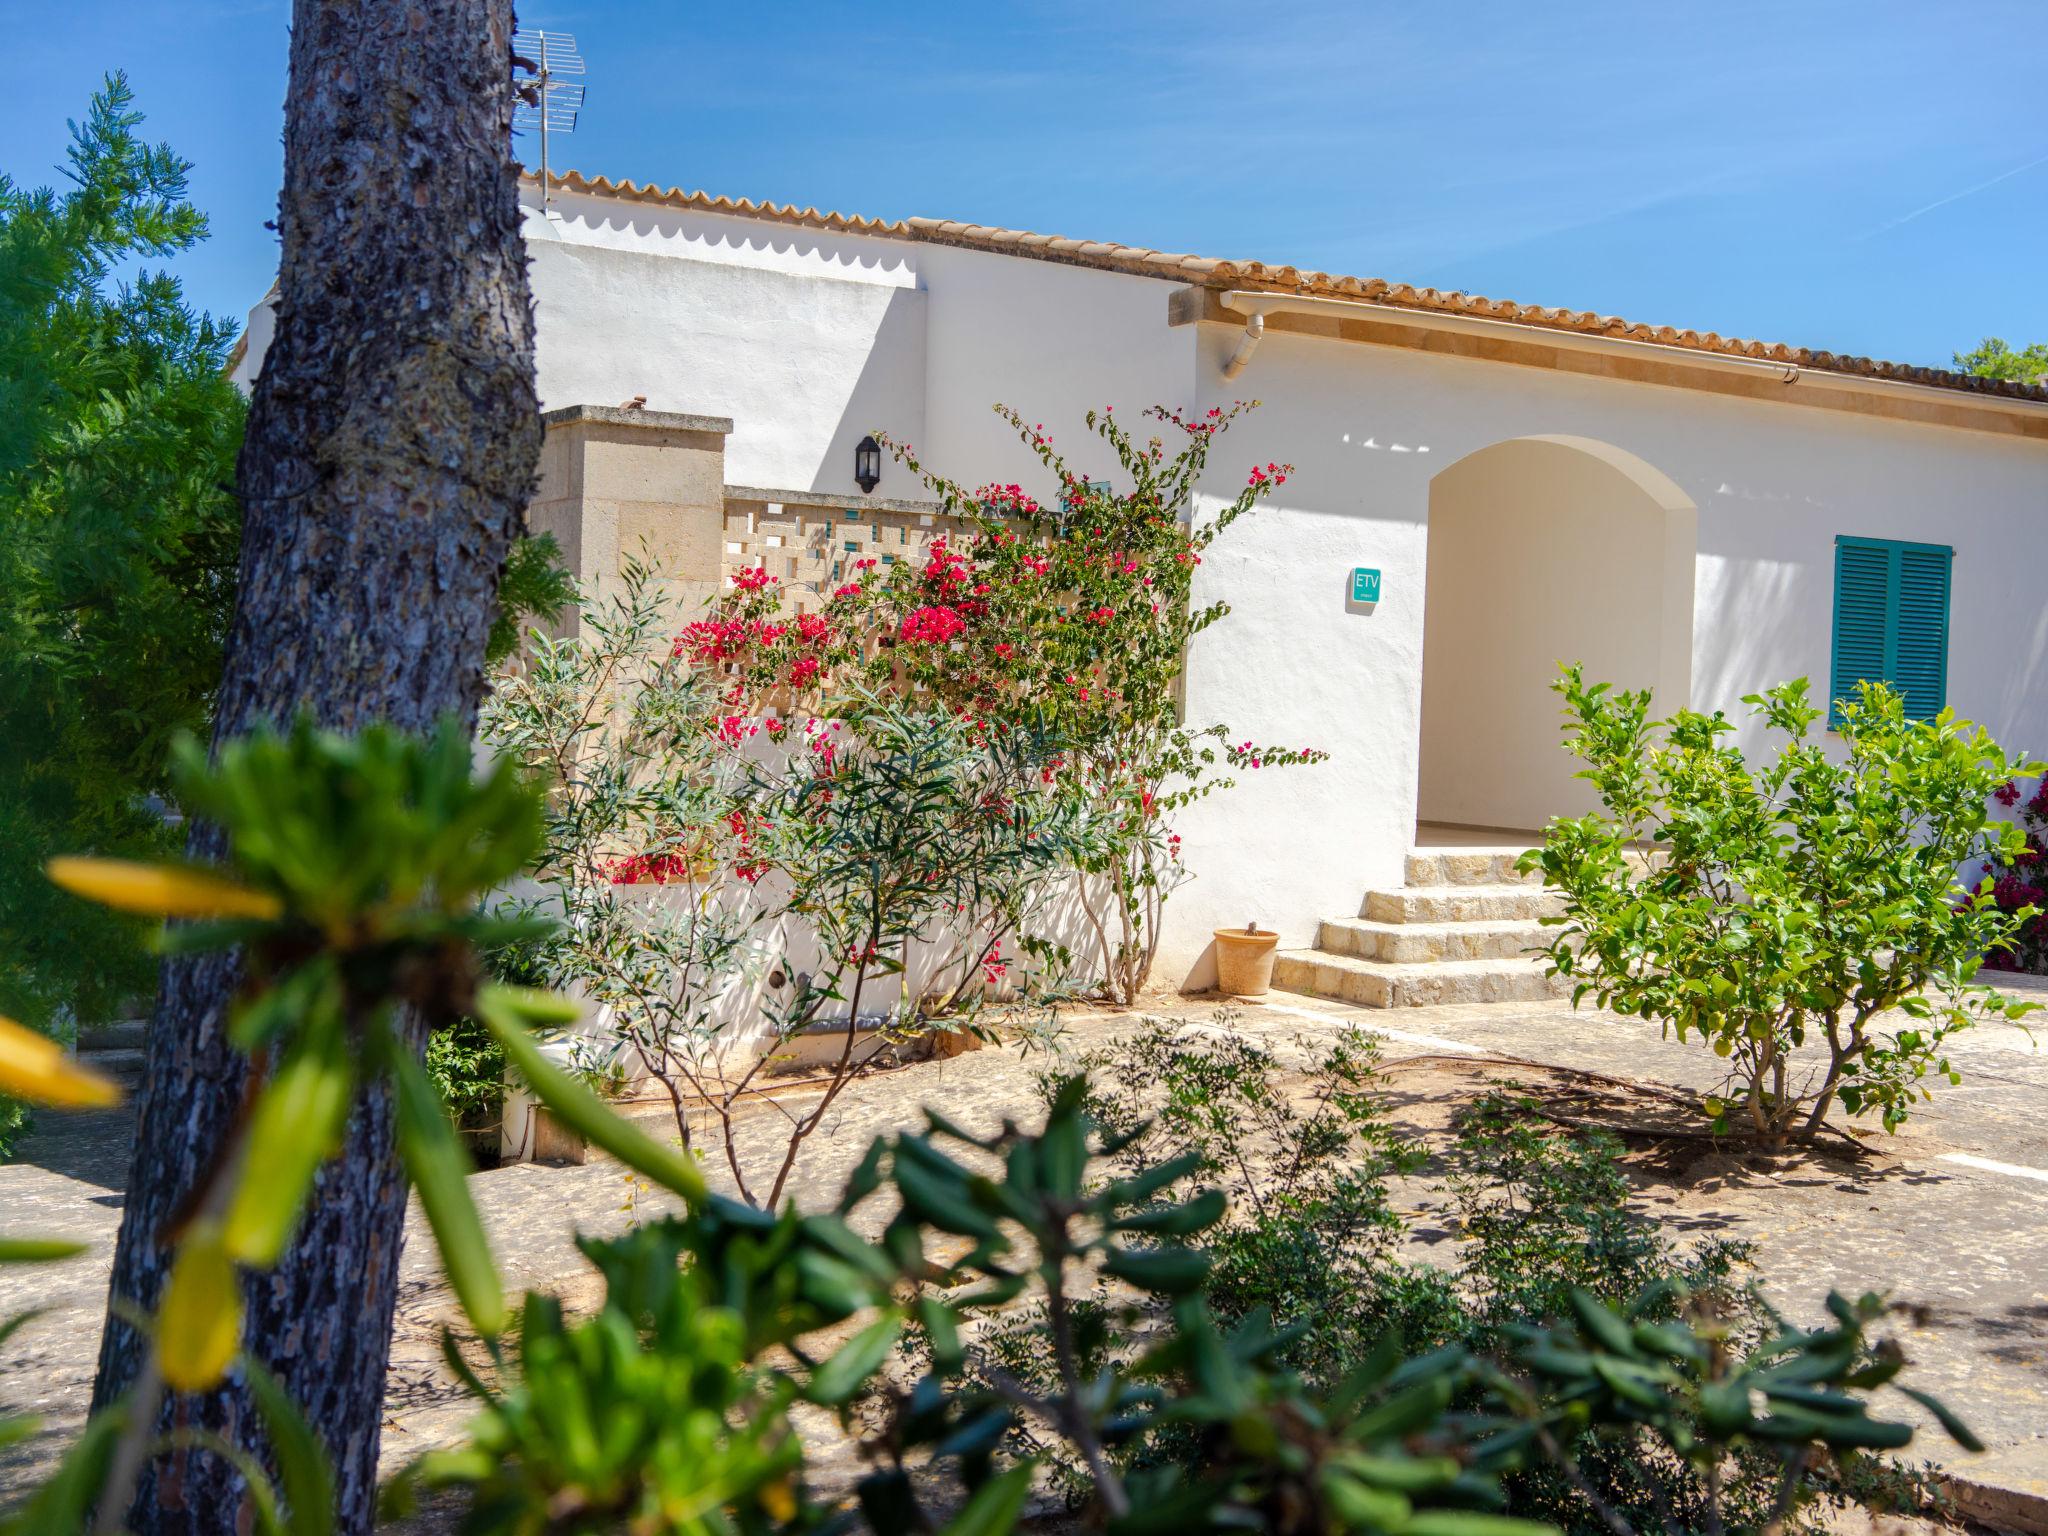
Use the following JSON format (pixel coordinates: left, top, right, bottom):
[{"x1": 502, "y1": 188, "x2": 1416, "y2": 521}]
[{"x1": 1857, "y1": 149, "x2": 2048, "y2": 240}]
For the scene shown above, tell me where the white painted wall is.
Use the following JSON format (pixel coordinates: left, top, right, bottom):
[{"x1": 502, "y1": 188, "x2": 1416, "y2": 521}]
[
  {"x1": 234, "y1": 185, "x2": 2048, "y2": 994},
  {"x1": 1167, "y1": 323, "x2": 2048, "y2": 985},
  {"x1": 522, "y1": 193, "x2": 1196, "y2": 508}
]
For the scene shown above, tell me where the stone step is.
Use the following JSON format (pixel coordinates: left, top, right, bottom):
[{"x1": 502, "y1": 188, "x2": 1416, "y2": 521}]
[
  {"x1": 79, "y1": 1019, "x2": 146, "y2": 1053},
  {"x1": 78, "y1": 1046, "x2": 146, "y2": 1087},
  {"x1": 1403, "y1": 845, "x2": 1660, "y2": 889},
  {"x1": 1362, "y1": 883, "x2": 1564, "y2": 925},
  {"x1": 1272, "y1": 950, "x2": 1569, "y2": 1009},
  {"x1": 1318, "y1": 915, "x2": 1549, "y2": 965},
  {"x1": 1403, "y1": 848, "x2": 1542, "y2": 888}
]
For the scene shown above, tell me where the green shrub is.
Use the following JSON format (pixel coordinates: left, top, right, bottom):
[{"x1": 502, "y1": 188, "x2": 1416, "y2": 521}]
[
  {"x1": 956, "y1": 1024, "x2": 1893, "y2": 1535},
  {"x1": 1525, "y1": 669, "x2": 2040, "y2": 1145},
  {"x1": 17, "y1": 729, "x2": 1979, "y2": 1535},
  {"x1": 398, "y1": 1064, "x2": 1969, "y2": 1536},
  {"x1": 1446, "y1": 1092, "x2": 1772, "y2": 1535},
  {"x1": 483, "y1": 561, "x2": 1092, "y2": 1207},
  {"x1": 1062, "y1": 1018, "x2": 1463, "y2": 1373},
  {"x1": 1447, "y1": 1090, "x2": 1749, "y2": 1347},
  {"x1": 425, "y1": 1016, "x2": 507, "y2": 1158}
]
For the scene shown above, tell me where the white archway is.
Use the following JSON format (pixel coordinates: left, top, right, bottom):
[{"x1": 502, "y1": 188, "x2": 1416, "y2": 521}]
[{"x1": 1417, "y1": 434, "x2": 1696, "y2": 832}]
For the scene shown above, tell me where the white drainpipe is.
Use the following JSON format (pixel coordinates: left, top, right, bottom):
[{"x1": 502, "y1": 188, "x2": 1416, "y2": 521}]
[{"x1": 1220, "y1": 310, "x2": 1266, "y2": 381}]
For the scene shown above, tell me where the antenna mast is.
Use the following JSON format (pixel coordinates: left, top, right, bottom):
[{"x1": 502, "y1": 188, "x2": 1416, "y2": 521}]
[{"x1": 512, "y1": 29, "x2": 586, "y2": 218}]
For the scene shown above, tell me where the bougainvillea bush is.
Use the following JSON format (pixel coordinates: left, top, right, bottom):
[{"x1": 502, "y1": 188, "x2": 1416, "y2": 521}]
[
  {"x1": 678, "y1": 402, "x2": 1326, "y2": 1004},
  {"x1": 1979, "y1": 774, "x2": 2048, "y2": 972}
]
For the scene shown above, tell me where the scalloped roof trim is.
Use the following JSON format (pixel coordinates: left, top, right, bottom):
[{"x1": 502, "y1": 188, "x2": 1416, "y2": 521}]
[{"x1": 543, "y1": 171, "x2": 2048, "y2": 406}]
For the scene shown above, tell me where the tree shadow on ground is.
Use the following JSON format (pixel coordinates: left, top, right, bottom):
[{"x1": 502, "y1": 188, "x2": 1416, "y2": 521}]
[
  {"x1": 8, "y1": 1103, "x2": 131, "y2": 1195},
  {"x1": 1365, "y1": 1056, "x2": 1967, "y2": 1226}
]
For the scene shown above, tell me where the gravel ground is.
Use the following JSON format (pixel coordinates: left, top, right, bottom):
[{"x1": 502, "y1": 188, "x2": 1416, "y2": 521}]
[{"x1": 4, "y1": 986, "x2": 2045, "y2": 1527}]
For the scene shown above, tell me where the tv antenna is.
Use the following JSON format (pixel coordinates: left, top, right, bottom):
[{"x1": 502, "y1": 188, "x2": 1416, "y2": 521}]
[{"x1": 512, "y1": 29, "x2": 586, "y2": 217}]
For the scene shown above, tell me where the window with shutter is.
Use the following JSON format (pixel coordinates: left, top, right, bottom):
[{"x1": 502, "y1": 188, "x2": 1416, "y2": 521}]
[{"x1": 1828, "y1": 535, "x2": 1951, "y2": 724}]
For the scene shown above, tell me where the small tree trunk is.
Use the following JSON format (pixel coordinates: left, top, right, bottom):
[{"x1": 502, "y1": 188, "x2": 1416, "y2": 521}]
[{"x1": 89, "y1": 2, "x2": 539, "y2": 1531}]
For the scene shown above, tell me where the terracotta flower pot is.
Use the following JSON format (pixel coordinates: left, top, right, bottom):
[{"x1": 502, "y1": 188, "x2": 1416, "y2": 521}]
[{"x1": 1213, "y1": 927, "x2": 1281, "y2": 998}]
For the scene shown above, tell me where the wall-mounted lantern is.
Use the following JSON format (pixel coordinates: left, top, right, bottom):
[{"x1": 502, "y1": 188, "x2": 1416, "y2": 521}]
[{"x1": 854, "y1": 434, "x2": 882, "y2": 495}]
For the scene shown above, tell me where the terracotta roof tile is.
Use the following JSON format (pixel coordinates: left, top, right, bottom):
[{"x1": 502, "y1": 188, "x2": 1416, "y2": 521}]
[{"x1": 543, "y1": 170, "x2": 2048, "y2": 406}]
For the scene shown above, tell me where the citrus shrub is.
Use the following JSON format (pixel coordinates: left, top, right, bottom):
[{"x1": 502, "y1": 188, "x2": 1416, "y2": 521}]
[{"x1": 1523, "y1": 668, "x2": 2039, "y2": 1145}]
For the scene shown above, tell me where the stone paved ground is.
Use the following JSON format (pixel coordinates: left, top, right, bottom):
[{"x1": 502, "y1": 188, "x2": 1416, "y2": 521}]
[{"x1": 3, "y1": 986, "x2": 2045, "y2": 1526}]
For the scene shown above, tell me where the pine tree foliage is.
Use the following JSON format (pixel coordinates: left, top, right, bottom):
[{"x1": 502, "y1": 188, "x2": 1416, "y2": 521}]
[
  {"x1": 0, "y1": 73, "x2": 243, "y2": 1041},
  {"x1": 0, "y1": 76, "x2": 568, "y2": 1127}
]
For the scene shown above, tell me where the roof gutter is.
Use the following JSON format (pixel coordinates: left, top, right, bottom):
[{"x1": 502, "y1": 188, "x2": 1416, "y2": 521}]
[
  {"x1": 1215, "y1": 289, "x2": 2048, "y2": 419},
  {"x1": 1218, "y1": 290, "x2": 1802, "y2": 384}
]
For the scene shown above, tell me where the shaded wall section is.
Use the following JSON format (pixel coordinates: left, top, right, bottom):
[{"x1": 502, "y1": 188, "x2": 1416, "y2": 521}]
[
  {"x1": 1418, "y1": 435, "x2": 1695, "y2": 831},
  {"x1": 526, "y1": 233, "x2": 927, "y2": 497}
]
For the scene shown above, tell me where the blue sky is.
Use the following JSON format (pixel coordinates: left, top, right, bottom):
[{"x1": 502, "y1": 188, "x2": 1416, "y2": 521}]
[{"x1": 7, "y1": 0, "x2": 2045, "y2": 369}]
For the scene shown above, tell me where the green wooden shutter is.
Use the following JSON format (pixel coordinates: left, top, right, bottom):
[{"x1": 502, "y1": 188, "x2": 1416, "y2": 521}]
[
  {"x1": 1893, "y1": 544, "x2": 1951, "y2": 719},
  {"x1": 1829, "y1": 536, "x2": 1951, "y2": 724}
]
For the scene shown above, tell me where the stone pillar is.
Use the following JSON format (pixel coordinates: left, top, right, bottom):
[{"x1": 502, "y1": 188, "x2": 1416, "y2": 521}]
[{"x1": 528, "y1": 404, "x2": 736, "y2": 623}]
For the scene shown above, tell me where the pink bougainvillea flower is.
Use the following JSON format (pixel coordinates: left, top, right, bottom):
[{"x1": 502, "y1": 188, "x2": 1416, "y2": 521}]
[{"x1": 901, "y1": 605, "x2": 969, "y2": 645}]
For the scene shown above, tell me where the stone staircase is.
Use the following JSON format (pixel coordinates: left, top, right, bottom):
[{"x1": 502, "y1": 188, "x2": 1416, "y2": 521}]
[
  {"x1": 1272, "y1": 842, "x2": 1569, "y2": 1008},
  {"x1": 76, "y1": 1017, "x2": 148, "y2": 1094}
]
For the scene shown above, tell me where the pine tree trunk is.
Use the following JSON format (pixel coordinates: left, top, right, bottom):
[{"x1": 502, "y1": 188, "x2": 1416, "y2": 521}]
[{"x1": 89, "y1": 2, "x2": 540, "y2": 1529}]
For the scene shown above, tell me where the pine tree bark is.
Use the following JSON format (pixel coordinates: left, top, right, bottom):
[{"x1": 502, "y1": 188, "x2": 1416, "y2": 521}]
[{"x1": 89, "y1": 2, "x2": 540, "y2": 1530}]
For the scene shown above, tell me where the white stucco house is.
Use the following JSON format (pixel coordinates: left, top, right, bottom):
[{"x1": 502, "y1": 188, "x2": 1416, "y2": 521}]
[{"x1": 236, "y1": 170, "x2": 2048, "y2": 1006}]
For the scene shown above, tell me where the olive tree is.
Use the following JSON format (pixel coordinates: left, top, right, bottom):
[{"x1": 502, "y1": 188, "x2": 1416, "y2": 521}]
[
  {"x1": 1523, "y1": 668, "x2": 2038, "y2": 1146},
  {"x1": 483, "y1": 562, "x2": 1094, "y2": 1208}
]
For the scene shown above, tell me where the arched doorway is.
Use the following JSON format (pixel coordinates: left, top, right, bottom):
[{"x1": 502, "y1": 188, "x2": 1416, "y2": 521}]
[{"x1": 1417, "y1": 435, "x2": 1696, "y2": 833}]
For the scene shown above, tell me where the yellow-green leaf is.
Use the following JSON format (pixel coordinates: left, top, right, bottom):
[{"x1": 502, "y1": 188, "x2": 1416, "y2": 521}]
[
  {"x1": 808, "y1": 1312, "x2": 902, "y2": 1405},
  {"x1": 489, "y1": 985, "x2": 582, "y2": 1026},
  {"x1": 1404, "y1": 1513, "x2": 1556, "y2": 1536},
  {"x1": 46, "y1": 856, "x2": 283, "y2": 922},
  {"x1": 9, "y1": 1404, "x2": 125, "y2": 1532},
  {"x1": 475, "y1": 987, "x2": 707, "y2": 1205},
  {"x1": 158, "y1": 1223, "x2": 242, "y2": 1392},
  {"x1": 0, "y1": 1014, "x2": 121, "y2": 1110},
  {"x1": 246, "y1": 1357, "x2": 337, "y2": 1535},
  {"x1": 389, "y1": 1044, "x2": 504, "y2": 1337},
  {"x1": 225, "y1": 1037, "x2": 355, "y2": 1268},
  {"x1": 0, "y1": 1236, "x2": 88, "y2": 1263},
  {"x1": 936, "y1": 1460, "x2": 1035, "y2": 1536}
]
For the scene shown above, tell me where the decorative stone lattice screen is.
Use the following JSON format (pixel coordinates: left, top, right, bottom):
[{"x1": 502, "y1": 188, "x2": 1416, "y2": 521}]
[{"x1": 719, "y1": 486, "x2": 964, "y2": 613}]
